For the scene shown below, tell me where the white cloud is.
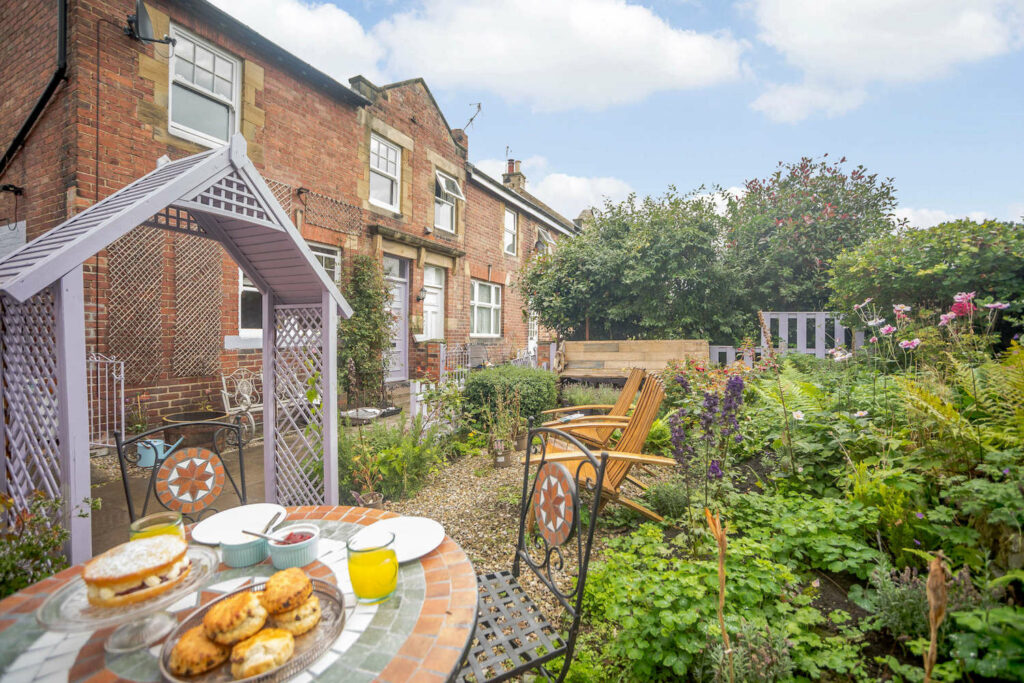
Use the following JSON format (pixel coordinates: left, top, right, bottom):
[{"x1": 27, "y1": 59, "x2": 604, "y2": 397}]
[
  {"x1": 895, "y1": 207, "x2": 992, "y2": 228},
  {"x1": 748, "y1": 0, "x2": 1024, "y2": 121},
  {"x1": 205, "y1": 0, "x2": 385, "y2": 83},
  {"x1": 374, "y1": 0, "x2": 745, "y2": 111},
  {"x1": 750, "y1": 82, "x2": 865, "y2": 123},
  {"x1": 474, "y1": 157, "x2": 632, "y2": 218}
]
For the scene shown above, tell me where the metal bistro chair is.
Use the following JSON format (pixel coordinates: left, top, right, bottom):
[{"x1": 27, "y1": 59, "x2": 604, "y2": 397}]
[
  {"x1": 114, "y1": 420, "x2": 247, "y2": 524},
  {"x1": 221, "y1": 367, "x2": 262, "y2": 444},
  {"x1": 456, "y1": 422, "x2": 609, "y2": 682}
]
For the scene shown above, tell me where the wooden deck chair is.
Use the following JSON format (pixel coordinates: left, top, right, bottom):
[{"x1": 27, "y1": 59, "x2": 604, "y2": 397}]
[
  {"x1": 540, "y1": 367, "x2": 645, "y2": 448},
  {"x1": 530, "y1": 376, "x2": 676, "y2": 523}
]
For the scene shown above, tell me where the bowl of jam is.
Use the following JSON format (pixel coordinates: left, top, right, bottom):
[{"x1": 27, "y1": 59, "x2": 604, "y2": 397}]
[{"x1": 268, "y1": 523, "x2": 320, "y2": 569}]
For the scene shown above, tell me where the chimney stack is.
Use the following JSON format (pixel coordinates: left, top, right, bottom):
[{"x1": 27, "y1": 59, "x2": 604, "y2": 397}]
[{"x1": 502, "y1": 159, "x2": 526, "y2": 193}]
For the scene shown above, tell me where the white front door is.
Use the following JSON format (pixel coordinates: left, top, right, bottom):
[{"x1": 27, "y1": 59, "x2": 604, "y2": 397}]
[
  {"x1": 422, "y1": 265, "x2": 445, "y2": 340},
  {"x1": 384, "y1": 255, "x2": 409, "y2": 382},
  {"x1": 527, "y1": 312, "x2": 539, "y2": 354}
]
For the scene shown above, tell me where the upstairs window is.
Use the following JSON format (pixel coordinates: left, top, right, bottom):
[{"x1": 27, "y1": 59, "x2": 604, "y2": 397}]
[
  {"x1": 169, "y1": 26, "x2": 240, "y2": 147},
  {"x1": 434, "y1": 170, "x2": 464, "y2": 233},
  {"x1": 503, "y1": 208, "x2": 517, "y2": 255},
  {"x1": 370, "y1": 134, "x2": 401, "y2": 211},
  {"x1": 537, "y1": 228, "x2": 555, "y2": 255}
]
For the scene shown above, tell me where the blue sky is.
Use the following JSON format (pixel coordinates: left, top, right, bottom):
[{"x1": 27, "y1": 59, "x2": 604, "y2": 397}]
[{"x1": 208, "y1": 0, "x2": 1024, "y2": 225}]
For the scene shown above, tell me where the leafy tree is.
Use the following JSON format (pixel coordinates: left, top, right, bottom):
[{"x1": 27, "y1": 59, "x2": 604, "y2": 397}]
[
  {"x1": 519, "y1": 190, "x2": 741, "y2": 342},
  {"x1": 723, "y1": 155, "x2": 899, "y2": 315},
  {"x1": 338, "y1": 255, "x2": 393, "y2": 406},
  {"x1": 829, "y1": 218, "x2": 1024, "y2": 331}
]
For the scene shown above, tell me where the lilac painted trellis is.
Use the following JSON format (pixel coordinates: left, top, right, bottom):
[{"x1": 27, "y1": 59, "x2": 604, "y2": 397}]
[{"x1": 0, "y1": 134, "x2": 350, "y2": 563}]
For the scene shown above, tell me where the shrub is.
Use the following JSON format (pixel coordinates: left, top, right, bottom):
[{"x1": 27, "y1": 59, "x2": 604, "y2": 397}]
[
  {"x1": 643, "y1": 476, "x2": 691, "y2": 519},
  {"x1": 337, "y1": 415, "x2": 444, "y2": 502},
  {"x1": 644, "y1": 418, "x2": 672, "y2": 456},
  {"x1": 463, "y1": 365, "x2": 557, "y2": 422},
  {"x1": 829, "y1": 219, "x2": 1024, "y2": 333},
  {"x1": 338, "y1": 255, "x2": 393, "y2": 407},
  {"x1": 559, "y1": 382, "x2": 620, "y2": 409},
  {"x1": 0, "y1": 493, "x2": 70, "y2": 599}
]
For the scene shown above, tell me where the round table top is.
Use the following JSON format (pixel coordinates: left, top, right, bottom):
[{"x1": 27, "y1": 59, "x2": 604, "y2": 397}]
[{"x1": 0, "y1": 506, "x2": 478, "y2": 683}]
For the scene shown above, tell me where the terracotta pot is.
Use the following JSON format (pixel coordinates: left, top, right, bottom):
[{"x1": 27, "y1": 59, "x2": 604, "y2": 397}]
[{"x1": 356, "y1": 491, "x2": 384, "y2": 509}]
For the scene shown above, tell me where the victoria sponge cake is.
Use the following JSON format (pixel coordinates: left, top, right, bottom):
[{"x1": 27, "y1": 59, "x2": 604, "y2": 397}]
[
  {"x1": 259, "y1": 568, "x2": 313, "y2": 614},
  {"x1": 203, "y1": 591, "x2": 268, "y2": 645},
  {"x1": 83, "y1": 535, "x2": 190, "y2": 607},
  {"x1": 230, "y1": 628, "x2": 295, "y2": 679}
]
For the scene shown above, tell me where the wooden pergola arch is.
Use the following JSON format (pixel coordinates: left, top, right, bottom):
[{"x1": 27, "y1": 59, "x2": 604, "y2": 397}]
[{"x1": 0, "y1": 134, "x2": 350, "y2": 562}]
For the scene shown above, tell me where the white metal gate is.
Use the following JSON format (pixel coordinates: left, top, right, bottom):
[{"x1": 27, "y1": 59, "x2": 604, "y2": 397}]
[{"x1": 87, "y1": 353, "x2": 124, "y2": 450}]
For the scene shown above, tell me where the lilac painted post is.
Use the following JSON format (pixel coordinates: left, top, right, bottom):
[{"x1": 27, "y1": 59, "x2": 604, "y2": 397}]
[
  {"x1": 321, "y1": 289, "x2": 338, "y2": 505},
  {"x1": 778, "y1": 313, "x2": 789, "y2": 354},
  {"x1": 814, "y1": 313, "x2": 827, "y2": 358},
  {"x1": 796, "y1": 313, "x2": 808, "y2": 354},
  {"x1": 262, "y1": 291, "x2": 277, "y2": 504},
  {"x1": 54, "y1": 268, "x2": 91, "y2": 563}
]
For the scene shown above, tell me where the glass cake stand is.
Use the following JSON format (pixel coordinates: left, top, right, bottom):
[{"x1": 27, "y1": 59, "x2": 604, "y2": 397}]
[{"x1": 35, "y1": 545, "x2": 219, "y2": 654}]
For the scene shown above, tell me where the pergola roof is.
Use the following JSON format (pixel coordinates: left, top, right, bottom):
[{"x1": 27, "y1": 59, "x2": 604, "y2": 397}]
[{"x1": 0, "y1": 134, "x2": 351, "y2": 317}]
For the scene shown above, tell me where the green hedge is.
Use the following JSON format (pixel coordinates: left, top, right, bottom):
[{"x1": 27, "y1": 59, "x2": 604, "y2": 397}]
[
  {"x1": 463, "y1": 365, "x2": 558, "y2": 421},
  {"x1": 829, "y1": 219, "x2": 1024, "y2": 329}
]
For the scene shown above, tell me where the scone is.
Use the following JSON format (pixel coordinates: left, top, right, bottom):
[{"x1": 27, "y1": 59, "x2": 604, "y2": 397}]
[
  {"x1": 83, "y1": 535, "x2": 190, "y2": 607},
  {"x1": 203, "y1": 591, "x2": 268, "y2": 645},
  {"x1": 270, "y1": 594, "x2": 321, "y2": 636},
  {"x1": 259, "y1": 568, "x2": 312, "y2": 614},
  {"x1": 230, "y1": 628, "x2": 295, "y2": 679},
  {"x1": 168, "y1": 626, "x2": 230, "y2": 676}
]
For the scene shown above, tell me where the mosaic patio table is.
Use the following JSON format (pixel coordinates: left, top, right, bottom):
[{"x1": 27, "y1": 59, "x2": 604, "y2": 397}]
[{"x1": 0, "y1": 506, "x2": 478, "y2": 683}]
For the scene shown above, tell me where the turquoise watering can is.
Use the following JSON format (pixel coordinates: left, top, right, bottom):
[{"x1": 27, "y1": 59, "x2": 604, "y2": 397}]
[{"x1": 136, "y1": 436, "x2": 184, "y2": 468}]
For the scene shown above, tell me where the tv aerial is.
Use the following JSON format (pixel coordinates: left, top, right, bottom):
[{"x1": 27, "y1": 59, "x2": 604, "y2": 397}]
[{"x1": 124, "y1": 0, "x2": 176, "y2": 46}]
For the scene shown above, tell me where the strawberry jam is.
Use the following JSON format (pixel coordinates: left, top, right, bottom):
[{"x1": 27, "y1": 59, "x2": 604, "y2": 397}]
[{"x1": 277, "y1": 531, "x2": 313, "y2": 545}]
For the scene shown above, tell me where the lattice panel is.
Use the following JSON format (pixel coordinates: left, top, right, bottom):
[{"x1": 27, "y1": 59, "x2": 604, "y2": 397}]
[
  {"x1": 273, "y1": 305, "x2": 325, "y2": 506},
  {"x1": 304, "y1": 191, "x2": 362, "y2": 235},
  {"x1": 265, "y1": 179, "x2": 293, "y2": 217},
  {"x1": 172, "y1": 234, "x2": 223, "y2": 377},
  {"x1": 107, "y1": 226, "x2": 165, "y2": 384},
  {"x1": 192, "y1": 171, "x2": 270, "y2": 222},
  {"x1": 141, "y1": 205, "x2": 206, "y2": 237},
  {"x1": 1, "y1": 290, "x2": 62, "y2": 512}
]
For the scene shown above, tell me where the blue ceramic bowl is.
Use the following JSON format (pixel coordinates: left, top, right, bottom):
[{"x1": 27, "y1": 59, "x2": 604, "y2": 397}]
[
  {"x1": 221, "y1": 535, "x2": 268, "y2": 567},
  {"x1": 268, "y1": 524, "x2": 320, "y2": 569}
]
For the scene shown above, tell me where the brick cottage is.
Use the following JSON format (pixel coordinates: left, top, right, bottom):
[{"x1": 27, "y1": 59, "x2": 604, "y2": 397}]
[{"x1": 0, "y1": 0, "x2": 578, "y2": 435}]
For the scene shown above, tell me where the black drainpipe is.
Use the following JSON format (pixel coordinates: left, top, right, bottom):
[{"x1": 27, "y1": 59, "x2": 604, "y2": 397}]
[{"x1": 0, "y1": 0, "x2": 68, "y2": 179}]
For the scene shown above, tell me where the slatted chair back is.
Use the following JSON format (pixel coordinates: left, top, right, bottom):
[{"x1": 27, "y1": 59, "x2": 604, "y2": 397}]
[
  {"x1": 114, "y1": 420, "x2": 247, "y2": 524},
  {"x1": 578, "y1": 366, "x2": 644, "y2": 444},
  {"x1": 459, "y1": 426, "x2": 607, "y2": 682},
  {"x1": 574, "y1": 375, "x2": 664, "y2": 490}
]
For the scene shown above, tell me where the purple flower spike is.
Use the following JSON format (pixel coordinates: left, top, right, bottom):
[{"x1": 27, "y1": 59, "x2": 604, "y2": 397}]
[
  {"x1": 708, "y1": 460, "x2": 723, "y2": 480},
  {"x1": 915, "y1": 512, "x2": 924, "y2": 519},
  {"x1": 914, "y1": 539, "x2": 921, "y2": 546}
]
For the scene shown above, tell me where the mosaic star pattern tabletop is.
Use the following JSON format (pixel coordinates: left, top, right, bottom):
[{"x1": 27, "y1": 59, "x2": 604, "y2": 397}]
[{"x1": 0, "y1": 506, "x2": 477, "y2": 683}]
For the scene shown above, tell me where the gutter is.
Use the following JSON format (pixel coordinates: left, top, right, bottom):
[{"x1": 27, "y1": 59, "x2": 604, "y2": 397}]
[
  {"x1": 467, "y1": 165, "x2": 577, "y2": 237},
  {"x1": 0, "y1": 0, "x2": 68, "y2": 179}
]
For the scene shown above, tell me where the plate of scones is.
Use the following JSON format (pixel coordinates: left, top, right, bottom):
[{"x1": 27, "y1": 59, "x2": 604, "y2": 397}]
[{"x1": 160, "y1": 567, "x2": 345, "y2": 682}]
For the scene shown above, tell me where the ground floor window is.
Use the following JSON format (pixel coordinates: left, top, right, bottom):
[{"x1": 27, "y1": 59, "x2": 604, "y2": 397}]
[
  {"x1": 471, "y1": 280, "x2": 501, "y2": 338},
  {"x1": 239, "y1": 271, "x2": 261, "y2": 335},
  {"x1": 308, "y1": 242, "x2": 341, "y2": 282}
]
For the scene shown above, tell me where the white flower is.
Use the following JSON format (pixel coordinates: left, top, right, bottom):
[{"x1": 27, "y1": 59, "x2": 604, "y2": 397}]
[
  {"x1": 868, "y1": 317, "x2": 885, "y2": 327},
  {"x1": 855, "y1": 410, "x2": 868, "y2": 418},
  {"x1": 792, "y1": 410, "x2": 804, "y2": 421}
]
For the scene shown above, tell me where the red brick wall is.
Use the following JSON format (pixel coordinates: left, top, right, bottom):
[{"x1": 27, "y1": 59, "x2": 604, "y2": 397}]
[
  {"x1": 0, "y1": 0, "x2": 76, "y2": 239},
  {"x1": 5, "y1": 0, "x2": 568, "y2": 425}
]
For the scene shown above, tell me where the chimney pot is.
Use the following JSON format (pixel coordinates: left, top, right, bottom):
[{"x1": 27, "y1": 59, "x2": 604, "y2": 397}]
[
  {"x1": 514, "y1": 160, "x2": 521, "y2": 173},
  {"x1": 507, "y1": 159, "x2": 516, "y2": 174}
]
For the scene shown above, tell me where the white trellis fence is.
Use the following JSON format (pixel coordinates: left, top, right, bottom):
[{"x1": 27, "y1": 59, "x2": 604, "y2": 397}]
[
  {"x1": 87, "y1": 353, "x2": 124, "y2": 450},
  {"x1": 709, "y1": 311, "x2": 865, "y2": 366}
]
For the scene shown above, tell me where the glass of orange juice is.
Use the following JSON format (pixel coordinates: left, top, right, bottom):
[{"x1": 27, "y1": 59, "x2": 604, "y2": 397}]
[
  {"x1": 346, "y1": 531, "x2": 398, "y2": 604},
  {"x1": 130, "y1": 511, "x2": 185, "y2": 541}
]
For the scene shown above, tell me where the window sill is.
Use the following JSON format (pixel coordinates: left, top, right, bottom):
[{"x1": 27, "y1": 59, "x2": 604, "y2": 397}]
[
  {"x1": 225, "y1": 335, "x2": 262, "y2": 350},
  {"x1": 470, "y1": 334, "x2": 502, "y2": 340},
  {"x1": 368, "y1": 200, "x2": 402, "y2": 217}
]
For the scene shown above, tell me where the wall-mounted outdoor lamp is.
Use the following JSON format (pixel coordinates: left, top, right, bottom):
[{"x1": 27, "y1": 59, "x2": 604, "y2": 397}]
[{"x1": 416, "y1": 286, "x2": 427, "y2": 302}]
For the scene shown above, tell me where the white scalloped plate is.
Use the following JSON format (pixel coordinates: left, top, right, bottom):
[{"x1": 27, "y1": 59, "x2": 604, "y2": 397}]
[{"x1": 350, "y1": 516, "x2": 445, "y2": 563}]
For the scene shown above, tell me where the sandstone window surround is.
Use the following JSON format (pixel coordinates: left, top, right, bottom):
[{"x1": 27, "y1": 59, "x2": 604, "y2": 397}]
[
  {"x1": 369, "y1": 134, "x2": 402, "y2": 212},
  {"x1": 471, "y1": 279, "x2": 502, "y2": 338},
  {"x1": 503, "y1": 208, "x2": 518, "y2": 255},
  {"x1": 168, "y1": 24, "x2": 241, "y2": 148},
  {"x1": 433, "y1": 170, "x2": 464, "y2": 233}
]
